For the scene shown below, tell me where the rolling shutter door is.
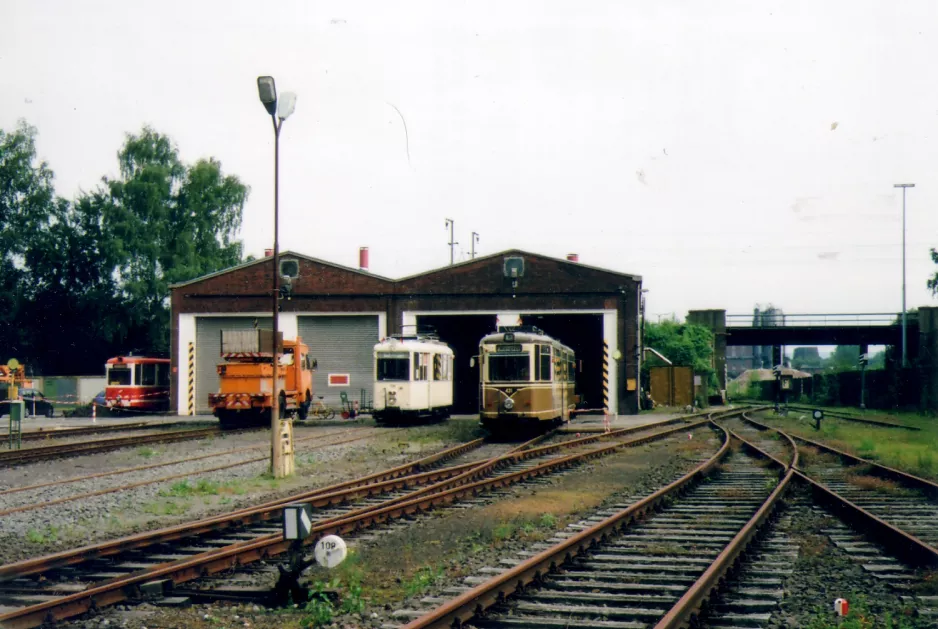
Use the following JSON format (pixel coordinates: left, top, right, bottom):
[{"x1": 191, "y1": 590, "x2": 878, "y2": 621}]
[
  {"x1": 195, "y1": 317, "x2": 271, "y2": 414},
  {"x1": 297, "y1": 316, "x2": 378, "y2": 408}
]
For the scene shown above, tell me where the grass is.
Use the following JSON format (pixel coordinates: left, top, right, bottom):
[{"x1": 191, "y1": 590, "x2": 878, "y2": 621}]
[
  {"x1": 759, "y1": 410, "x2": 938, "y2": 481},
  {"x1": 25, "y1": 525, "x2": 61, "y2": 544},
  {"x1": 136, "y1": 446, "x2": 158, "y2": 458}
]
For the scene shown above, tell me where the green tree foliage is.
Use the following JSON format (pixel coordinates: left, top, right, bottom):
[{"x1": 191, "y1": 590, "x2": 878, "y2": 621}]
[
  {"x1": 0, "y1": 122, "x2": 60, "y2": 364},
  {"x1": 98, "y1": 128, "x2": 248, "y2": 351},
  {"x1": 643, "y1": 320, "x2": 715, "y2": 377},
  {"x1": 929, "y1": 248, "x2": 938, "y2": 296},
  {"x1": 791, "y1": 347, "x2": 822, "y2": 370},
  {"x1": 0, "y1": 121, "x2": 249, "y2": 375}
]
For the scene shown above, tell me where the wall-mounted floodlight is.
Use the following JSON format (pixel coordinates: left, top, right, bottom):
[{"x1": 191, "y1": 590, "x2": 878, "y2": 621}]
[
  {"x1": 278, "y1": 92, "x2": 297, "y2": 120},
  {"x1": 257, "y1": 76, "x2": 278, "y2": 115}
]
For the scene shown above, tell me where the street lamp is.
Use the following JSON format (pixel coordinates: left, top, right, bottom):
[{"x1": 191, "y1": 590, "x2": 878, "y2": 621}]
[
  {"x1": 471, "y1": 232, "x2": 480, "y2": 259},
  {"x1": 894, "y1": 183, "x2": 915, "y2": 368},
  {"x1": 257, "y1": 75, "x2": 297, "y2": 479}
]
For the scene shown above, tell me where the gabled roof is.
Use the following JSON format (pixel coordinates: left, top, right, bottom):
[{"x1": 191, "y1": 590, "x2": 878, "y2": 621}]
[
  {"x1": 168, "y1": 250, "x2": 394, "y2": 290},
  {"x1": 170, "y1": 248, "x2": 640, "y2": 290},
  {"x1": 395, "y1": 249, "x2": 642, "y2": 283}
]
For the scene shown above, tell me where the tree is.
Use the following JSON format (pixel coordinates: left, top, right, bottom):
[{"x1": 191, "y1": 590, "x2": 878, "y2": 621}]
[
  {"x1": 826, "y1": 345, "x2": 860, "y2": 372},
  {"x1": 93, "y1": 128, "x2": 249, "y2": 354},
  {"x1": 0, "y1": 122, "x2": 250, "y2": 375},
  {"x1": 792, "y1": 347, "x2": 823, "y2": 370},
  {"x1": 929, "y1": 248, "x2": 938, "y2": 296},
  {"x1": 0, "y1": 121, "x2": 61, "y2": 364},
  {"x1": 643, "y1": 320, "x2": 716, "y2": 387}
]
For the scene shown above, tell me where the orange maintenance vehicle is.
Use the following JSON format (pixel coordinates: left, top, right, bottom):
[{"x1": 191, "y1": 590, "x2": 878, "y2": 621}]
[{"x1": 208, "y1": 330, "x2": 316, "y2": 429}]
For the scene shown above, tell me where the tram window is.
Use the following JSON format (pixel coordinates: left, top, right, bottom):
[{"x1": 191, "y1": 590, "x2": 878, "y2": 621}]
[
  {"x1": 413, "y1": 353, "x2": 429, "y2": 381},
  {"x1": 108, "y1": 367, "x2": 131, "y2": 386},
  {"x1": 377, "y1": 352, "x2": 409, "y2": 381},
  {"x1": 134, "y1": 364, "x2": 142, "y2": 386},
  {"x1": 141, "y1": 363, "x2": 156, "y2": 386},
  {"x1": 433, "y1": 354, "x2": 442, "y2": 381},
  {"x1": 157, "y1": 363, "x2": 170, "y2": 386},
  {"x1": 568, "y1": 360, "x2": 576, "y2": 382},
  {"x1": 489, "y1": 354, "x2": 530, "y2": 382},
  {"x1": 539, "y1": 346, "x2": 552, "y2": 381}
]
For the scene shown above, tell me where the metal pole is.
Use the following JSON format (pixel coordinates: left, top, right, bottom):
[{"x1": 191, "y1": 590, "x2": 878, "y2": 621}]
[
  {"x1": 471, "y1": 232, "x2": 479, "y2": 259},
  {"x1": 902, "y1": 186, "x2": 907, "y2": 368},
  {"x1": 271, "y1": 117, "x2": 283, "y2": 477},
  {"x1": 445, "y1": 218, "x2": 457, "y2": 265},
  {"x1": 895, "y1": 183, "x2": 914, "y2": 368},
  {"x1": 860, "y1": 363, "x2": 867, "y2": 410}
]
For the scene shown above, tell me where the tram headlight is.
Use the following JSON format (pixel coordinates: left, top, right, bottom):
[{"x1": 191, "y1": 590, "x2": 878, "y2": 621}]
[{"x1": 503, "y1": 398, "x2": 514, "y2": 410}]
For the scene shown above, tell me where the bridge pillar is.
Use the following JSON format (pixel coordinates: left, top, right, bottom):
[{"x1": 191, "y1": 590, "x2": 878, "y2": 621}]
[
  {"x1": 687, "y1": 309, "x2": 727, "y2": 394},
  {"x1": 919, "y1": 307, "x2": 938, "y2": 412}
]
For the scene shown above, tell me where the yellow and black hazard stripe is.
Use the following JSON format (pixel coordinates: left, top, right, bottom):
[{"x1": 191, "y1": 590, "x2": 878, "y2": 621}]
[
  {"x1": 602, "y1": 340, "x2": 610, "y2": 413},
  {"x1": 188, "y1": 342, "x2": 195, "y2": 416}
]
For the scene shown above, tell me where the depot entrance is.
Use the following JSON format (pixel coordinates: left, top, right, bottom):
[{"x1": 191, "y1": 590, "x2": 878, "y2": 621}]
[
  {"x1": 416, "y1": 312, "x2": 604, "y2": 415},
  {"x1": 417, "y1": 315, "x2": 495, "y2": 414}
]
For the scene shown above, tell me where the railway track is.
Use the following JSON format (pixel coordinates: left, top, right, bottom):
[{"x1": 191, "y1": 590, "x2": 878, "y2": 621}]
[
  {"x1": 0, "y1": 427, "x2": 387, "y2": 517},
  {"x1": 0, "y1": 426, "x2": 257, "y2": 466},
  {"x1": 0, "y1": 414, "x2": 716, "y2": 628},
  {"x1": 741, "y1": 412, "x2": 938, "y2": 565},
  {"x1": 0, "y1": 421, "x2": 186, "y2": 443},
  {"x1": 399, "y1": 417, "x2": 798, "y2": 629}
]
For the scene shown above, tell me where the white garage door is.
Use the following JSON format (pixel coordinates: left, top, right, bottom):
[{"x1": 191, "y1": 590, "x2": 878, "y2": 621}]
[
  {"x1": 297, "y1": 316, "x2": 379, "y2": 408},
  {"x1": 195, "y1": 317, "x2": 271, "y2": 414}
]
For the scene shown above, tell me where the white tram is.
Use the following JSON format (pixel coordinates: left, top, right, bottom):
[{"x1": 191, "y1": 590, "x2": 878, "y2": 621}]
[
  {"x1": 478, "y1": 326, "x2": 576, "y2": 431},
  {"x1": 372, "y1": 334, "x2": 455, "y2": 424}
]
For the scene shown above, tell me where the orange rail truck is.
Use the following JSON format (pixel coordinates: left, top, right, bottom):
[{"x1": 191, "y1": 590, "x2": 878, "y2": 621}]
[{"x1": 208, "y1": 330, "x2": 316, "y2": 430}]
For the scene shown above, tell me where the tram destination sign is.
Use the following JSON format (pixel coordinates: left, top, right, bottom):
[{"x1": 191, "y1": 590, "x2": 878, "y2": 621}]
[{"x1": 495, "y1": 344, "x2": 523, "y2": 353}]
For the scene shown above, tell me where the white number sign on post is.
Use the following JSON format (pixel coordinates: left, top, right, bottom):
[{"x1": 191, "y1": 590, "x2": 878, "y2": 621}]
[{"x1": 314, "y1": 535, "x2": 348, "y2": 568}]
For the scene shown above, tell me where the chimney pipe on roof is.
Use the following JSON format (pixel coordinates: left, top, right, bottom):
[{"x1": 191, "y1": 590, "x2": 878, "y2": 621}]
[
  {"x1": 359, "y1": 247, "x2": 370, "y2": 271},
  {"x1": 264, "y1": 249, "x2": 273, "y2": 257},
  {"x1": 566, "y1": 253, "x2": 579, "y2": 262}
]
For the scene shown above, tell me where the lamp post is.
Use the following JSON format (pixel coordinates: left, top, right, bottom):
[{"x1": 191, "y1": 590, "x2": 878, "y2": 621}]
[
  {"x1": 257, "y1": 76, "x2": 297, "y2": 479},
  {"x1": 471, "y1": 232, "x2": 479, "y2": 259},
  {"x1": 894, "y1": 183, "x2": 915, "y2": 368}
]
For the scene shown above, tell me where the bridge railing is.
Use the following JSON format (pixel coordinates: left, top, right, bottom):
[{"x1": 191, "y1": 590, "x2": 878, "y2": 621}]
[{"x1": 726, "y1": 313, "x2": 915, "y2": 328}]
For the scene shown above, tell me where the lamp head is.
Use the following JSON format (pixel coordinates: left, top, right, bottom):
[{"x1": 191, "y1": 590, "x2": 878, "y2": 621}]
[{"x1": 257, "y1": 76, "x2": 278, "y2": 116}]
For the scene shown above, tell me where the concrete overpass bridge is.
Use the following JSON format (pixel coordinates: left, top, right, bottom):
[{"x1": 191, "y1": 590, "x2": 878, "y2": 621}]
[{"x1": 685, "y1": 307, "x2": 938, "y2": 411}]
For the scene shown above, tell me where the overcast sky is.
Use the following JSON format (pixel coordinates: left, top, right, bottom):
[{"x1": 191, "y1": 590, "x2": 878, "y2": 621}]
[{"x1": 3, "y1": 0, "x2": 937, "y2": 322}]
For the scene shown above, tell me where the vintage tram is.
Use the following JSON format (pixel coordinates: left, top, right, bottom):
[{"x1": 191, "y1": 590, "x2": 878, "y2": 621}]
[
  {"x1": 372, "y1": 333, "x2": 454, "y2": 424},
  {"x1": 105, "y1": 355, "x2": 171, "y2": 414},
  {"x1": 478, "y1": 326, "x2": 576, "y2": 431}
]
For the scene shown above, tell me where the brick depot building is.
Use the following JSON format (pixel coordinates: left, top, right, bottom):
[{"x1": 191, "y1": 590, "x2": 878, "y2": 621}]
[{"x1": 169, "y1": 250, "x2": 643, "y2": 416}]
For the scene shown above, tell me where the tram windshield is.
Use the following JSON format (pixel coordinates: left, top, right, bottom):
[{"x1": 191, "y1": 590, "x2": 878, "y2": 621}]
[
  {"x1": 107, "y1": 366, "x2": 131, "y2": 386},
  {"x1": 488, "y1": 353, "x2": 530, "y2": 382},
  {"x1": 377, "y1": 352, "x2": 410, "y2": 381}
]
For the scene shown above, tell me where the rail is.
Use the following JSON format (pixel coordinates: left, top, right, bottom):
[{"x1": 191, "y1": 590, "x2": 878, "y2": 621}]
[
  {"x1": 740, "y1": 412, "x2": 938, "y2": 568},
  {"x1": 0, "y1": 414, "x2": 713, "y2": 628}
]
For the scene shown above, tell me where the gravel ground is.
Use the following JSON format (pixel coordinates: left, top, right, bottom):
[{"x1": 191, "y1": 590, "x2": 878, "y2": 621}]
[
  {"x1": 70, "y1": 425, "x2": 723, "y2": 629},
  {"x1": 2, "y1": 423, "x2": 220, "y2": 455},
  {"x1": 763, "y1": 487, "x2": 934, "y2": 627},
  {"x1": 0, "y1": 422, "x2": 473, "y2": 565}
]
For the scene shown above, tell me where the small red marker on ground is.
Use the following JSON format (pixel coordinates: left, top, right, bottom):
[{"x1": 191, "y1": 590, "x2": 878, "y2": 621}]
[{"x1": 834, "y1": 598, "x2": 848, "y2": 616}]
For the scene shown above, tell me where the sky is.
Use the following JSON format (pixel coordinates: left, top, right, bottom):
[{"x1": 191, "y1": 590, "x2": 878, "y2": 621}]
[{"x1": 3, "y1": 0, "x2": 937, "y2": 322}]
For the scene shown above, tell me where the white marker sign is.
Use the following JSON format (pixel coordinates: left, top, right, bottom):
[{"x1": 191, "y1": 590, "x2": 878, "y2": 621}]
[{"x1": 314, "y1": 535, "x2": 348, "y2": 568}]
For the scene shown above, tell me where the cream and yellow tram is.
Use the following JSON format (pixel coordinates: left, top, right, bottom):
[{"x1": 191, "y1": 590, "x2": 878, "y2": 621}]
[
  {"x1": 478, "y1": 326, "x2": 576, "y2": 431},
  {"x1": 372, "y1": 334, "x2": 454, "y2": 424}
]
